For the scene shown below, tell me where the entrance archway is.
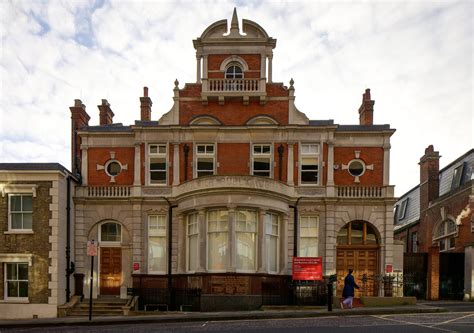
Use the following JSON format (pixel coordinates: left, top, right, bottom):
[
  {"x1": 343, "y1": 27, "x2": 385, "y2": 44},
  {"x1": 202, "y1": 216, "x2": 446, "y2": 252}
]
[
  {"x1": 336, "y1": 221, "x2": 380, "y2": 297},
  {"x1": 99, "y1": 222, "x2": 122, "y2": 295}
]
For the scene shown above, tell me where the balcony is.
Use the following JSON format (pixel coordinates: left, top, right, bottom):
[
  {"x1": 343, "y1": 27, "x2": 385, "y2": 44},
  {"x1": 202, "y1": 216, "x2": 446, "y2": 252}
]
[
  {"x1": 77, "y1": 186, "x2": 132, "y2": 198},
  {"x1": 201, "y1": 78, "x2": 267, "y2": 105},
  {"x1": 335, "y1": 186, "x2": 394, "y2": 199}
]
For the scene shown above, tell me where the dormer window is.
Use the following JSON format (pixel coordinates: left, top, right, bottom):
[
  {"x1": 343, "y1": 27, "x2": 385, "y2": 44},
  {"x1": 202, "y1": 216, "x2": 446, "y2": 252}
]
[{"x1": 225, "y1": 63, "x2": 243, "y2": 79}]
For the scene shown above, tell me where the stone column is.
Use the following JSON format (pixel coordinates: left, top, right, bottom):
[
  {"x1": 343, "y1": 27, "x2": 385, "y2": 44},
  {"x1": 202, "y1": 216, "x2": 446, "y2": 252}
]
[
  {"x1": 287, "y1": 144, "x2": 294, "y2": 185},
  {"x1": 196, "y1": 55, "x2": 202, "y2": 83},
  {"x1": 134, "y1": 144, "x2": 141, "y2": 186},
  {"x1": 197, "y1": 209, "x2": 206, "y2": 272},
  {"x1": 81, "y1": 147, "x2": 88, "y2": 186},
  {"x1": 260, "y1": 54, "x2": 267, "y2": 79},
  {"x1": 324, "y1": 201, "x2": 337, "y2": 275},
  {"x1": 202, "y1": 55, "x2": 208, "y2": 79},
  {"x1": 228, "y1": 206, "x2": 236, "y2": 272},
  {"x1": 280, "y1": 214, "x2": 289, "y2": 274},
  {"x1": 268, "y1": 53, "x2": 273, "y2": 83},
  {"x1": 427, "y1": 246, "x2": 440, "y2": 300},
  {"x1": 176, "y1": 214, "x2": 185, "y2": 273},
  {"x1": 173, "y1": 143, "x2": 179, "y2": 186},
  {"x1": 383, "y1": 143, "x2": 390, "y2": 186},
  {"x1": 257, "y1": 209, "x2": 267, "y2": 273},
  {"x1": 327, "y1": 142, "x2": 334, "y2": 186}
]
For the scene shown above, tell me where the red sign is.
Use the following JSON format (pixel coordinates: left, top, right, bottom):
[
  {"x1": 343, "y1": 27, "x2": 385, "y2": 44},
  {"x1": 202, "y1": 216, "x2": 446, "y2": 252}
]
[
  {"x1": 292, "y1": 257, "x2": 323, "y2": 281},
  {"x1": 87, "y1": 240, "x2": 98, "y2": 256},
  {"x1": 386, "y1": 264, "x2": 393, "y2": 273},
  {"x1": 133, "y1": 262, "x2": 139, "y2": 271}
]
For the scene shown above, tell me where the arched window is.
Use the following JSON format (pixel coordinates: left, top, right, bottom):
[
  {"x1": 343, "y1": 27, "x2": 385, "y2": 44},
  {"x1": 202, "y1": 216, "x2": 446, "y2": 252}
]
[
  {"x1": 337, "y1": 221, "x2": 378, "y2": 245},
  {"x1": 100, "y1": 222, "x2": 122, "y2": 242},
  {"x1": 434, "y1": 220, "x2": 457, "y2": 251},
  {"x1": 225, "y1": 63, "x2": 243, "y2": 79}
]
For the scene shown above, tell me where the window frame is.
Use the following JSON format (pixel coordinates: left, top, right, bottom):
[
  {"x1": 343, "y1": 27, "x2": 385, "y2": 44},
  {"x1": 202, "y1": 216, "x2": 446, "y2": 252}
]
[
  {"x1": 299, "y1": 216, "x2": 319, "y2": 257},
  {"x1": 8, "y1": 194, "x2": 33, "y2": 232},
  {"x1": 195, "y1": 144, "x2": 215, "y2": 178},
  {"x1": 206, "y1": 209, "x2": 229, "y2": 272},
  {"x1": 451, "y1": 162, "x2": 466, "y2": 191},
  {"x1": 225, "y1": 63, "x2": 244, "y2": 79},
  {"x1": 186, "y1": 212, "x2": 199, "y2": 273},
  {"x1": 147, "y1": 215, "x2": 167, "y2": 274},
  {"x1": 299, "y1": 143, "x2": 320, "y2": 185},
  {"x1": 4, "y1": 262, "x2": 29, "y2": 301},
  {"x1": 264, "y1": 212, "x2": 280, "y2": 274},
  {"x1": 399, "y1": 198, "x2": 409, "y2": 220},
  {"x1": 411, "y1": 232, "x2": 418, "y2": 253},
  {"x1": 433, "y1": 219, "x2": 457, "y2": 252},
  {"x1": 99, "y1": 222, "x2": 122, "y2": 245},
  {"x1": 148, "y1": 143, "x2": 168, "y2": 186},
  {"x1": 235, "y1": 209, "x2": 257, "y2": 272},
  {"x1": 252, "y1": 144, "x2": 272, "y2": 178}
]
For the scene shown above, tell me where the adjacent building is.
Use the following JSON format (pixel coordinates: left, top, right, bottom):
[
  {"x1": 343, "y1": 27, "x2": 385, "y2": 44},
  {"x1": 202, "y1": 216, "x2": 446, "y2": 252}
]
[
  {"x1": 0, "y1": 163, "x2": 76, "y2": 319},
  {"x1": 70, "y1": 10, "x2": 396, "y2": 310},
  {"x1": 394, "y1": 146, "x2": 474, "y2": 300}
]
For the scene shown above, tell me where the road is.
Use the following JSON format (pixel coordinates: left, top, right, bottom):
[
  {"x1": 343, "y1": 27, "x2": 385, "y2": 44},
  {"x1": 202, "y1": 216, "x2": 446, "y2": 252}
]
[{"x1": 4, "y1": 312, "x2": 474, "y2": 333}]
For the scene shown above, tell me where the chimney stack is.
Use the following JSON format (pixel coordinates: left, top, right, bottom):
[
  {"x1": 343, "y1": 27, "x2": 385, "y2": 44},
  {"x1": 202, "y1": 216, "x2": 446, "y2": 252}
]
[
  {"x1": 419, "y1": 145, "x2": 440, "y2": 211},
  {"x1": 70, "y1": 99, "x2": 90, "y2": 175},
  {"x1": 140, "y1": 86, "x2": 152, "y2": 121},
  {"x1": 98, "y1": 99, "x2": 114, "y2": 125},
  {"x1": 358, "y1": 88, "x2": 375, "y2": 125}
]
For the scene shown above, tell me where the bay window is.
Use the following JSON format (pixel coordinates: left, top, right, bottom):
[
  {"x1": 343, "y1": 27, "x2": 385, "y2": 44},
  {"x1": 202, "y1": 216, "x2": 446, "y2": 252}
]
[
  {"x1": 148, "y1": 215, "x2": 167, "y2": 273},
  {"x1": 236, "y1": 209, "x2": 257, "y2": 271},
  {"x1": 265, "y1": 212, "x2": 279, "y2": 273},
  {"x1": 187, "y1": 213, "x2": 199, "y2": 272},
  {"x1": 207, "y1": 210, "x2": 228, "y2": 271}
]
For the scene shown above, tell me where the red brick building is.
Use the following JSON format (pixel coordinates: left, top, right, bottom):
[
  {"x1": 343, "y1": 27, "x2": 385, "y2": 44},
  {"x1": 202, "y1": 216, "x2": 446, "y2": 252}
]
[
  {"x1": 71, "y1": 10, "x2": 396, "y2": 310},
  {"x1": 394, "y1": 146, "x2": 474, "y2": 300}
]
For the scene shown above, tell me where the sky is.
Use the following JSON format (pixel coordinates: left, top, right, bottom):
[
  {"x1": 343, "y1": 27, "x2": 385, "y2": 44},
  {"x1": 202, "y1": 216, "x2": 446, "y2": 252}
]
[{"x1": 0, "y1": 0, "x2": 472, "y2": 197}]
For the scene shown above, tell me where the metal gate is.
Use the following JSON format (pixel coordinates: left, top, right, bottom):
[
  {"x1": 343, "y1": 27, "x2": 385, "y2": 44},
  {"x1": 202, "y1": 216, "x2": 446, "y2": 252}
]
[
  {"x1": 403, "y1": 253, "x2": 427, "y2": 299},
  {"x1": 439, "y1": 253, "x2": 464, "y2": 300}
]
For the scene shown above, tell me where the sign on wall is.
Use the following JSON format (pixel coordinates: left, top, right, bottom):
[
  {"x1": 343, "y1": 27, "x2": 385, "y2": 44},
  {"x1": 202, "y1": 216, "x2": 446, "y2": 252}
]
[
  {"x1": 292, "y1": 257, "x2": 323, "y2": 281},
  {"x1": 87, "y1": 240, "x2": 98, "y2": 257}
]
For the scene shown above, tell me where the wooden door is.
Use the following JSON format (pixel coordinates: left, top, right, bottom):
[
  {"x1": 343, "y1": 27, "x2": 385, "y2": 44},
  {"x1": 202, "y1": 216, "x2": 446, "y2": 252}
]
[
  {"x1": 336, "y1": 246, "x2": 378, "y2": 296},
  {"x1": 100, "y1": 247, "x2": 122, "y2": 295}
]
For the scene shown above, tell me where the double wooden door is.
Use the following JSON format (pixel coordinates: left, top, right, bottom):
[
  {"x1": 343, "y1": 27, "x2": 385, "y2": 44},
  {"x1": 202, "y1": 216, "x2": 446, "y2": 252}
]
[
  {"x1": 100, "y1": 247, "x2": 122, "y2": 295},
  {"x1": 336, "y1": 246, "x2": 378, "y2": 296}
]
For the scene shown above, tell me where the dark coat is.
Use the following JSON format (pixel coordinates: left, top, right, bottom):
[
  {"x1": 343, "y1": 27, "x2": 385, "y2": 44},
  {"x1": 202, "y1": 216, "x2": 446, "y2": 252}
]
[{"x1": 342, "y1": 273, "x2": 360, "y2": 298}]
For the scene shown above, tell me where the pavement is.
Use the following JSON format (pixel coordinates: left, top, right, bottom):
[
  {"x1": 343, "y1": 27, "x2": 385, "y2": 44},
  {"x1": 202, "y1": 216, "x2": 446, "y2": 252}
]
[{"x1": 0, "y1": 303, "x2": 454, "y2": 330}]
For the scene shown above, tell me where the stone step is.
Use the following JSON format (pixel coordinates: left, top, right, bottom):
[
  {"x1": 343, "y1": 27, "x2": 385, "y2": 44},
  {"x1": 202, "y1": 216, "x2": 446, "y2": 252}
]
[
  {"x1": 77, "y1": 303, "x2": 125, "y2": 309},
  {"x1": 68, "y1": 309, "x2": 124, "y2": 316}
]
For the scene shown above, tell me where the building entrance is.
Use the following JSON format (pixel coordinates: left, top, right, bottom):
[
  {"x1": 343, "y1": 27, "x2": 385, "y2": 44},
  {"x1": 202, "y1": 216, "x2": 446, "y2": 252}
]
[{"x1": 100, "y1": 247, "x2": 122, "y2": 295}]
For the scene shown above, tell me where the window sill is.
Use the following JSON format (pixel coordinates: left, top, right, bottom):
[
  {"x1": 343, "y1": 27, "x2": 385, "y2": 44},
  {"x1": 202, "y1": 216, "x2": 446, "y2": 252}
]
[
  {"x1": 0, "y1": 299, "x2": 29, "y2": 304},
  {"x1": 4, "y1": 230, "x2": 34, "y2": 235}
]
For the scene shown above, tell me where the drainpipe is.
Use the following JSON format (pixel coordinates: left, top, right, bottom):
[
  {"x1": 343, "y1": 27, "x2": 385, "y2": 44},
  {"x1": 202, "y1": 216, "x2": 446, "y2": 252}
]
[
  {"x1": 277, "y1": 144, "x2": 284, "y2": 181},
  {"x1": 289, "y1": 197, "x2": 302, "y2": 257},
  {"x1": 162, "y1": 197, "x2": 177, "y2": 293},
  {"x1": 66, "y1": 173, "x2": 80, "y2": 303},
  {"x1": 183, "y1": 144, "x2": 189, "y2": 181}
]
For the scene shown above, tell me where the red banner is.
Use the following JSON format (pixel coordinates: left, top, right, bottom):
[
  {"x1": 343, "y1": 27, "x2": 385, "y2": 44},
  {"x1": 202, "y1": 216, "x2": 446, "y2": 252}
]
[{"x1": 292, "y1": 257, "x2": 323, "y2": 281}]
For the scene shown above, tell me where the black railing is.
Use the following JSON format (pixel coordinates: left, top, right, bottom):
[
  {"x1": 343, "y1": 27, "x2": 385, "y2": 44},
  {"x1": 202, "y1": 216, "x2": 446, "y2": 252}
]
[
  {"x1": 132, "y1": 288, "x2": 202, "y2": 311},
  {"x1": 262, "y1": 279, "x2": 328, "y2": 306}
]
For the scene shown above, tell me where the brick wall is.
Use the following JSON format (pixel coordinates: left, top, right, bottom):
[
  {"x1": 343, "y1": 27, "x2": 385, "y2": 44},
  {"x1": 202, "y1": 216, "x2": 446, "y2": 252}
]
[
  {"x1": 0, "y1": 181, "x2": 52, "y2": 303},
  {"x1": 217, "y1": 143, "x2": 250, "y2": 175},
  {"x1": 87, "y1": 147, "x2": 135, "y2": 185},
  {"x1": 333, "y1": 147, "x2": 384, "y2": 185},
  {"x1": 179, "y1": 99, "x2": 289, "y2": 126}
]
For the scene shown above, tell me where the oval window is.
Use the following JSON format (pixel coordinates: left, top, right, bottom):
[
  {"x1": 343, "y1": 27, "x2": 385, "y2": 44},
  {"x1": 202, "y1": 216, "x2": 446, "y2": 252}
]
[
  {"x1": 106, "y1": 161, "x2": 122, "y2": 176},
  {"x1": 348, "y1": 160, "x2": 365, "y2": 177}
]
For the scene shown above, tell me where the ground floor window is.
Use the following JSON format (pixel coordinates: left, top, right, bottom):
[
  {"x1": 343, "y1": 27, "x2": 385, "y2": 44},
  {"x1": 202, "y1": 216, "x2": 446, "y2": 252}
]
[
  {"x1": 5, "y1": 263, "x2": 28, "y2": 299},
  {"x1": 299, "y1": 216, "x2": 319, "y2": 257},
  {"x1": 187, "y1": 213, "x2": 199, "y2": 271},
  {"x1": 265, "y1": 212, "x2": 279, "y2": 273},
  {"x1": 207, "y1": 210, "x2": 229, "y2": 271},
  {"x1": 236, "y1": 209, "x2": 257, "y2": 271},
  {"x1": 148, "y1": 215, "x2": 167, "y2": 273},
  {"x1": 434, "y1": 219, "x2": 457, "y2": 252}
]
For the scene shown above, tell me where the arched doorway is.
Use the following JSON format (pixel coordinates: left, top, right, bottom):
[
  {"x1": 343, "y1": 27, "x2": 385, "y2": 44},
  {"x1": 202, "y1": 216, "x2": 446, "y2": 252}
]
[
  {"x1": 336, "y1": 221, "x2": 380, "y2": 297},
  {"x1": 99, "y1": 221, "x2": 122, "y2": 295}
]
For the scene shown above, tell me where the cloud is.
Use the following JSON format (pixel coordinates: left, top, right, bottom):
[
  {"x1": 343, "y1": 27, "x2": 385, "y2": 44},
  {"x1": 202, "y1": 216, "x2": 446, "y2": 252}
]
[{"x1": 0, "y1": 0, "x2": 472, "y2": 197}]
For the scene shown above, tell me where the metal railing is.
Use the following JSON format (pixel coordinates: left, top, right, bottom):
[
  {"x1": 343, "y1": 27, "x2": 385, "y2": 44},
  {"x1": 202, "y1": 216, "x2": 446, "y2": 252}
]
[
  {"x1": 132, "y1": 288, "x2": 202, "y2": 312},
  {"x1": 208, "y1": 78, "x2": 260, "y2": 92}
]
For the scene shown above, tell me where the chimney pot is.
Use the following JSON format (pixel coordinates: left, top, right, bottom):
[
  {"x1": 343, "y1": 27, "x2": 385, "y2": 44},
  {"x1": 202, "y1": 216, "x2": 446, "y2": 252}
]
[
  {"x1": 358, "y1": 88, "x2": 374, "y2": 125},
  {"x1": 144, "y1": 86, "x2": 148, "y2": 97}
]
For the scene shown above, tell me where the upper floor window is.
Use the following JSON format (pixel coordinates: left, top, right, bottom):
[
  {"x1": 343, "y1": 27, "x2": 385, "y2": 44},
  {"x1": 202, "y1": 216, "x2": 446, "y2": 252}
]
[
  {"x1": 399, "y1": 198, "x2": 409, "y2": 220},
  {"x1": 5, "y1": 263, "x2": 28, "y2": 300},
  {"x1": 196, "y1": 144, "x2": 215, "y2": 177},
  {"x1": 225, "y1": 63, "x2": 243, "y2": 79},
  {"x1": 100, "y1": 222, "x2": 122, "y2": 243},
  {"x1": 148, "y1": 215, "x2": 167, "y2": 273},
  {"x1": 411, "y1": 232, "x2": 418, "y2": 253},
  {"x1": 252, "y1": 144, "x2": 272, "y2": 177},
  {"x1": 299, "y1": 216, "x2": 319, "y2": 257},
  {"x1": 300, "y1": 144, "x2": 319, "y2": 184},
  {"x1": 451, "y1": 162, "x2": 466, "y2": 191},
  {"x1": 149, "y1": 144, "x2": 167, "y2": 185},
  {"x1": 9, "y1": 194, "x2": 33, "y2": 231},
  {"x1": 434, "y1": 219, "x2": 457, "y2": 252}
]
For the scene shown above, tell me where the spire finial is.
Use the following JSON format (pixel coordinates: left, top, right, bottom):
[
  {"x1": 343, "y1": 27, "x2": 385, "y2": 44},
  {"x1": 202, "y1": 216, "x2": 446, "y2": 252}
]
[{"x1": 230, "y1": 7, "x2": 239, "y2": 33}]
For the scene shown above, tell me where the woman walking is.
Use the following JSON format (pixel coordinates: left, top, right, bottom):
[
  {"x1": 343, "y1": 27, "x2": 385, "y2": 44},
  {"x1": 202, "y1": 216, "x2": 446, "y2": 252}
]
[{"x1": 340, "y1": 268, "x2": 361, "y2": 309}]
